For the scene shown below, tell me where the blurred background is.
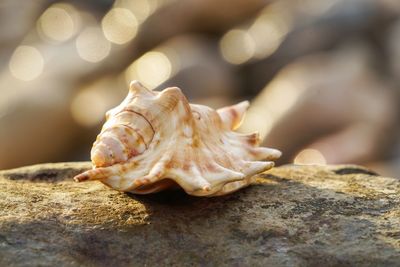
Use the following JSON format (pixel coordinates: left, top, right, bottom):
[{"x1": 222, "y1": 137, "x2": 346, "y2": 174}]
[{"x1": 1, "y1": 0, "x2": 399, "y2": 177}]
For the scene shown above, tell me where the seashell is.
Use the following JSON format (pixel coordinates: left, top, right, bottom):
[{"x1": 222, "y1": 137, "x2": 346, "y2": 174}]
[{"x1": 73, "y1": 81, "x2": 281, "y2": 196}]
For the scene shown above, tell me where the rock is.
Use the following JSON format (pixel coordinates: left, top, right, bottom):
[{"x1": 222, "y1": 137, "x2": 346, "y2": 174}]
[{"x1": 0, "y1": 163, "x2": 399, "y2": 267}]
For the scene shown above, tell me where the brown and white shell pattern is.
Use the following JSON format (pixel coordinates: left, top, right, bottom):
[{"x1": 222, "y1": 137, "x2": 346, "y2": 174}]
[{"x1": 73, "y1": 81, "x2": 281, "y2": 196}]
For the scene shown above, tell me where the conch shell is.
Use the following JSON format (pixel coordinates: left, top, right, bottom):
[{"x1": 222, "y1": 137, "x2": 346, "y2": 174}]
[{"x1": 73, "y1": 81, "x2": 281, "y2": 196}]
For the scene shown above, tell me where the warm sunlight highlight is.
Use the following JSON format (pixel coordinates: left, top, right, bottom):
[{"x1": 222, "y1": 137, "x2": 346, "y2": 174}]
[
  {"x1": 9, "y1": 46, "x2": 44, "y2": 81},
  {"x1": 76, "y1": 27, "x2": 111, "y2": 63},
  {"x1": 102, "y1": 8, "x2": 138, "y2": 45},
  {"x1": 37, "y1": 3, "x2": 80, "y2": 42},
  {"x1": 125, "y1": 51, "x2": 172, "y2": 89},
  {"x1": 220, "y1": 29, "x2": 255, "y2": 65},
  {"x1": 294, "y1": 149, "x2": 327, "y2": 165}
]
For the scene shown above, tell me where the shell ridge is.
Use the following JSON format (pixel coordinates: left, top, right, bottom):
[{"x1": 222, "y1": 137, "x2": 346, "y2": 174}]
[
  {"x1": 122, "y1": 144, "x2": 175, "y2": 191},
  {"x1": 217, "y1": 100, "x2": 249, "y2": 130},
  {"x1": 118, "y1": 108, "x2": 156, "y2": 145},
  {"x1": 119, "y1": 123, "x2": 149, "y2": 150}
]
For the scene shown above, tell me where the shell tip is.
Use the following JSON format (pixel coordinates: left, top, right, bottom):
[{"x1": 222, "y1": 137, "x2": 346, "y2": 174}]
[
  {"x1": 239, "y1": 100, "x2": 250, "y2": 110},
  {"x1": 129, "y1": 80, "x2": 152, "y2": 94},
  {"x1": 203, "y1": 186, "x2": 211, "y2": 191},
  {"x1": 129, "y1": 80, "x2": 142, "y2": 88},
  {"x1": 269, "y1": 149, "x2": 282, "y2": 160},
  {"x1": 73, "y1": 173, "x2": 88, "y2": 182}
]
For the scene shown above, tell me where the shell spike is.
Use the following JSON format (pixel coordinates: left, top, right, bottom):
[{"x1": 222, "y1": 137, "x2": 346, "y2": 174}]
[
  {"x1": 217, "y1": 101, "x2": 249, "y2": 130},
  {"x1": 211, "y1": 164, "x2": 246, "y2": 183},
  {"x1": 242, "y1": 160, "x2": 274, "y2": 175},
  {"x1": 73, "y1": 168, "x2": 111, "y2": 182},
  {"x1": 191, "y1": 166, "x2": 212, "y2": 191},
  {"x1": 129, "y1": 80, "x2": 152, "y2": 95},
  {"x1": 133, "y1": 162, "x2": 166, "y2": 186},
  {"x1": 164, "y1": 167, "x2": 211, "y2": 193},
  {"x1": 158, "y1": 86, "x2": 184, "y2": 101},
  {"x1": 157, "y1": 86, "x2": 189, "y2": 113},
  {"x1": 252, "y1": 147, "x2": 282, "y2": 161}
]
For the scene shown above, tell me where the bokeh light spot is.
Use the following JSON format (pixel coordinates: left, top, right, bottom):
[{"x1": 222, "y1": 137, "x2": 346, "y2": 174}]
[
  {"x1": 125, "y1": 51, "x2": 172, "y2": 89},
  {"x1": 102, "y1": 8, "x2": 138, "y2": 45},
  {"x1": 37, "y1": 4, "x2": 79, "y2": 42},
  {"x1": 240, "y1": 78, "x2": 304, "y2": 139},
  {"x1": 220, "y1": 29, "x2": 255, "y2": 65},
  {"x1": 294, "y1": 149, "x2": 327, "y2": 165},
  {"x1": 114, "y1": 0, "x2": 151, "y2": 23},
  {"x1": 9, "y1": 46, "x2": 44, "y2": 81},
  {"x1": 249, "y1": 14, "x2": 289, "y2": 59},
  {"x1": 71, "y1": 89, "x2": 108, "y2": 127},
  {"x1": 76, "y1": 27, "x2": 111, "y2": 63}
]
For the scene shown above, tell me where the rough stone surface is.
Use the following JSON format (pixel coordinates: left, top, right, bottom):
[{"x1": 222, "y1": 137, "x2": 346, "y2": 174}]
[{"x1": 0, "y1": 162, "x2": 399, "y2": 267}]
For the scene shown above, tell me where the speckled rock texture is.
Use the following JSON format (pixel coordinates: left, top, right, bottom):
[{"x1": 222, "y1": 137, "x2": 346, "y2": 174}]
[{"x1": 0, "y1": 162, "x2": 399, "y2": 267}]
